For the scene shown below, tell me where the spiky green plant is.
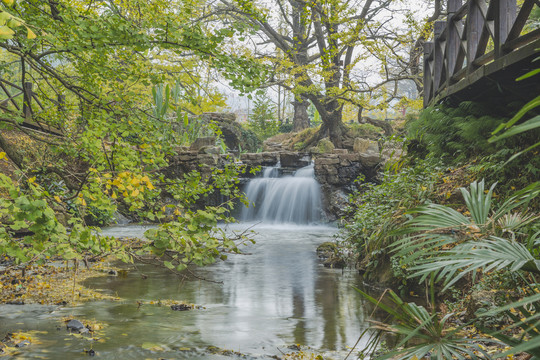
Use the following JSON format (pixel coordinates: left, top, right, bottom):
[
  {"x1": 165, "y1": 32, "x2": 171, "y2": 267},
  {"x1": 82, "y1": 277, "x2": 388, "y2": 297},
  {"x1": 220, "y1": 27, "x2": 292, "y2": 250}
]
[
  {"x1": 389, "y1": 180, "x2": 540, "y2": 358},
  {"x1": 355, "y1": 288, "x2": 495, "y2": 360}
]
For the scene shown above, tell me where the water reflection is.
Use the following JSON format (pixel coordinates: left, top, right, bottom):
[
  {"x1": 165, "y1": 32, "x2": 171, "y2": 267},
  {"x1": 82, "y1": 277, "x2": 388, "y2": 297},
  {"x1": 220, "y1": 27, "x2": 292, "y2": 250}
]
[{"x1": 0, "y1": 224, "x2": 377, "y2": 359}]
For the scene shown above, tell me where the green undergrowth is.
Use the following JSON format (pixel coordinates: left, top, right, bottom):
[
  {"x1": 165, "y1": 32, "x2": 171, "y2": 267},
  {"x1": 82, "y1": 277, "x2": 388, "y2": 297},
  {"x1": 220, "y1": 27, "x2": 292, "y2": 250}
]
[
  {"x1": 342, "y1": 157, "x2": 443, "y2": 284},
  {"x1": 341, "y1": 99, "x2": 540, "y2": 359}
]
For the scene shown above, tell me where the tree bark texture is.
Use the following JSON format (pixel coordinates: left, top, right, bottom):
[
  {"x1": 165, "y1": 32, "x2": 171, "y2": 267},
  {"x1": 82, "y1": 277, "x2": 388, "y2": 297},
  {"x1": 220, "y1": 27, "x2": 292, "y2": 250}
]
[{"x1": 293, "y1": 97, "x2": 310, "y2": 131}]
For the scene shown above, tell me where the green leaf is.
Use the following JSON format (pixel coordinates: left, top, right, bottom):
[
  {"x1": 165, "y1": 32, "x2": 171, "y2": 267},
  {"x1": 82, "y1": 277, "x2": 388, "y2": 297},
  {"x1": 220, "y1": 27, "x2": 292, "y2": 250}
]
[
  {"x1": 490, "y1": 95, "x2": 540, "y2": 136},
  {"x1": 489, "y1": 115, "x2": 540, "y2": 142},
  {"x1": 516, "y1": 68, "x2": 540, "y2": 81},
  {"x1": 0, "y1": 25, "x2": 15, "y2": 39}
]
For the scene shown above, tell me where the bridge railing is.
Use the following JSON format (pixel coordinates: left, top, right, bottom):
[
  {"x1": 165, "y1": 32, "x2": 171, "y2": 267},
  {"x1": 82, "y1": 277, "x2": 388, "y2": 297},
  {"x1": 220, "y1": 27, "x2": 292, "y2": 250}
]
[{"x1": 423, "y1": 0, "x2": 540, "y2": 107}]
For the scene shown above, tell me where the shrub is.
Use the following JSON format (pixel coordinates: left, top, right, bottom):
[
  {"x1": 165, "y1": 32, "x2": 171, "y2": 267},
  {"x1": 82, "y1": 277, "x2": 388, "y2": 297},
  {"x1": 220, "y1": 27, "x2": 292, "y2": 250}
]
[
  {"x1": 342, "y1": 158, "x2": 442, "y2": 279},
  {"x1": 406, "y1": 101, "x2": 538, "y2": 163}
]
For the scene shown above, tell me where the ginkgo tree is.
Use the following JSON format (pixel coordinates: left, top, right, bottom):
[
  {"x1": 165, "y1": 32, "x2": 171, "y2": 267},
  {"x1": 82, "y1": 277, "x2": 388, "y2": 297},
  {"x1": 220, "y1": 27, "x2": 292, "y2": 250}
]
[
  {"x1": 0, "y1": 0, "x2": 261, "y2": 272},
  {"x1": 214, "y1": 0, "x2": 427, "y2": 146}
]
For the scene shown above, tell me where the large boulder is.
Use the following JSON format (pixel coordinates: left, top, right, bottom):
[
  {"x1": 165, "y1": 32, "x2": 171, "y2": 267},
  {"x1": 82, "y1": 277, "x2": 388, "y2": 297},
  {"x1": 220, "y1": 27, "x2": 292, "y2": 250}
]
[
  {"x1": 190, "y1": 137, "x2": 216, "y2": 151},
  {"x1": 199, "y1": 113, "x2": 260, "y2": 152}
]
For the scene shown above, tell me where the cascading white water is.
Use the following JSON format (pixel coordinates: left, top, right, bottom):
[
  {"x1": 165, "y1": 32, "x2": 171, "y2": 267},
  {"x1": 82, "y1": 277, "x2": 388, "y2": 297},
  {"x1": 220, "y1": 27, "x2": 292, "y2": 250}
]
[{"x1": 241, "y1": 164, "x2": 322, "y2": 224}]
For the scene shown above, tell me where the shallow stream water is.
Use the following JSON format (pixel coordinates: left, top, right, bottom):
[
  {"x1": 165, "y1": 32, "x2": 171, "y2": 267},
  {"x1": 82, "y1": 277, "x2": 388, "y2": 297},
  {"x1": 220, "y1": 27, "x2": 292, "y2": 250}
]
[{"x1": 0, "y1": 224, "x2": 377, "y2": 359}]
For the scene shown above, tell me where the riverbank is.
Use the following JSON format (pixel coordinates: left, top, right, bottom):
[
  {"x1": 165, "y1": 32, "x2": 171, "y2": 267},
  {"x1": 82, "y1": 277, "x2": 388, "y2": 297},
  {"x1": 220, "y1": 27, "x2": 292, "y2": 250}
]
[{"x1": 0, "y1": 262, "x2": 119, "y2": 305}]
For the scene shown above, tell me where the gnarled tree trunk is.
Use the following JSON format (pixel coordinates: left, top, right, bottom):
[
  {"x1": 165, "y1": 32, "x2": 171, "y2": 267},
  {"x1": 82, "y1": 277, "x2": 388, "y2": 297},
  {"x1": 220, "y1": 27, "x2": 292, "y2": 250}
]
[{"x1": 292, "y1": 97, "x2": 309, "y2": 131}]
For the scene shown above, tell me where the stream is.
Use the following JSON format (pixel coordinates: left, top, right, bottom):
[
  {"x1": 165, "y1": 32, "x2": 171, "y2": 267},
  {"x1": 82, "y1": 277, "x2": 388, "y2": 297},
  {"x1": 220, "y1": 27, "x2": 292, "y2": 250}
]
[{"x1": 0, "y1": 223, "x2": 377, "y2": 359}]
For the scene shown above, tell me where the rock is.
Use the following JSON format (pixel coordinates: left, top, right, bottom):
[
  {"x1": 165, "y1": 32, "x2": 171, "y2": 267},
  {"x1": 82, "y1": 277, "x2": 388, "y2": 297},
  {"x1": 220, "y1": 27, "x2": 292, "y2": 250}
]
[
  {"x1": 198, "y1": 113, "x2": 260, "y2": 151},
  {"x1": 280, "y1": 152, "x2": 311, "y2": 168},
  {"x1": 322, "y1": 188, "x2": 350, "y2": 221},
  {"x1": 15, "y1": 340, "x2": 30, "y2": 348},
  {"x1": 239, "y1": 152, "x2": 279, "y2": 168},
  {"x1": 323, "y1": 256, "x2": 347, "y2": 269},
  {"x1": 332, "y1": 148, "x2": 348, "y2": 154},
  {"x1": 108, "y1": 270, "x2": 118, "y2": 276},
  {"x1": 112, "y1": 211, "x2": 130, "y2": 225},
  {"x1": 201, "y1": 112, "x2": 236, "y2": 123},
  {"x1": 171, "y1": 304, "x2": 192, "y2": 311},
  {"x1": 190, "y1": 137, "x2": 216, "y2": 151},
  {"x1": 353, "y1": 138, "x2": 379, "y2": 153},
  {"x1": 85, "y1": 349, "x2": 96, "y2": 356},
  {"x1": 316, "y1": 242, "x2": 338, "y2": 259},
  {"x1": 199, "y1": 146, "x2": 221, "y2": 155},
  {"x1": 315, "y1": 156, "x2": 340, "y2": 165},
  {"x1": 314, "y1": 138, "x2": 334, "y2": 153},
  {"x1": 6, "y1": 301, "x2": 25, "y2": 305},
  {"x1": 465, "y1": 290, "x2": 507, "y2": 319},
  {"x1": 358, "y1": 153, "x2": 381, "y2": 167},
  {"x1": 66, "y1": 319, "x2": 86, "y2": 333}
]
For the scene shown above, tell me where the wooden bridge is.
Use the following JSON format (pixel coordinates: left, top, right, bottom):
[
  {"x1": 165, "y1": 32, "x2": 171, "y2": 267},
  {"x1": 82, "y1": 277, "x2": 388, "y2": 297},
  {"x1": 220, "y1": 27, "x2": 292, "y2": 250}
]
[{"x1": 423, "y1": 0, "x2": 540, "y2": 107}]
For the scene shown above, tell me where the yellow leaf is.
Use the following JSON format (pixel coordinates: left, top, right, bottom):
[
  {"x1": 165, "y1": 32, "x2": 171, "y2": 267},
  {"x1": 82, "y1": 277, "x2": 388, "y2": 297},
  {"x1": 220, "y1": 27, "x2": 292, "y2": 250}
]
[
  {"x1": 28, "y1": 176, "x2": 36, "y2": 183},
  {"x1": 421, "y1": 186, "x2": 427, "y2": 191},
  {"x1": 131, "y1": 178, "x2": 140, "y2": 186},
  {"x1": 26, "y1": 26, "x2": 36, "y2": 39},
  {"x1": 141, "y1": 175, "x2": 150, "y2": 183},
  {"x1": 123, "y1": 191, "x2": 128, "y2": 198},
  {"x1": 8, "y1": 18, "x2": 21, "y2": 27},
  {"x1": 81, "y1": 198, "x2": 86, "y2": 206},
  {"x1": 2, "y1": 0, "x2": 15, "y2": 7},
  {"x1": 0, "y1": 151, "x2": 5, "y2": 160},
  {"x1": 131, "y1": 189, "x2": 140, "y2": 197},
  {"x1": 54, "y1": 195, "x2": 61, "y2": 203},
  {"x1": 111, "y1": 192, "x2": 117, "y2": 199},
  {"x1": 147, "y1": 182, "x2": 155, "y2": 190}
]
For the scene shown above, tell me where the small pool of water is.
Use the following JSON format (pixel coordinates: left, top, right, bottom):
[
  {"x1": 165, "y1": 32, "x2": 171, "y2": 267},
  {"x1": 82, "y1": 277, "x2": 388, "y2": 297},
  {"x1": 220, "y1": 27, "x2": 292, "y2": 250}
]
[{"x1": 0, "y1": 223, "x2": 377, "y2": 359}]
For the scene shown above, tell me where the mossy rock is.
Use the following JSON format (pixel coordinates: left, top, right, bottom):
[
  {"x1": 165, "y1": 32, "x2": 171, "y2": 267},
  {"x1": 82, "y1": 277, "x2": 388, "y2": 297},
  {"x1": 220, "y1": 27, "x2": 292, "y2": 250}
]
[
  {"x1": 314, "y1": 138, "x2": 335, "y2": 153},
  {"x1": 316, "y1": 242, "x2": 338, "y2": 254}
]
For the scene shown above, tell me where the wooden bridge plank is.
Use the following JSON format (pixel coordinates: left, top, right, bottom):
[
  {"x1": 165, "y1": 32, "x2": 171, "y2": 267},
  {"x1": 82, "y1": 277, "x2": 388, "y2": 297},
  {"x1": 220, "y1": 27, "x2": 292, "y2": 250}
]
[
  {"x1": 423, "y1": 0, "x2": 538, "y2": 108},
  {"x1": 427, "y1": 38, "x2": 540, "y2": 107}
]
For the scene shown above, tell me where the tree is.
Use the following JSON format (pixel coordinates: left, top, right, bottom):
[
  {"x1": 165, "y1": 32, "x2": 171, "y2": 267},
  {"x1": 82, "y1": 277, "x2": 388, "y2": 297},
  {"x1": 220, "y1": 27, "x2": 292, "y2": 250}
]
[
  {"x1": 248, "y1": 94, "x2": 280, "y2": 139},
  {"x1": 0, "y1": 0, "x2": 258, "y2": 271},
  {"x1": 215, "y1": 0, "x2": 424, "y2": 146}
]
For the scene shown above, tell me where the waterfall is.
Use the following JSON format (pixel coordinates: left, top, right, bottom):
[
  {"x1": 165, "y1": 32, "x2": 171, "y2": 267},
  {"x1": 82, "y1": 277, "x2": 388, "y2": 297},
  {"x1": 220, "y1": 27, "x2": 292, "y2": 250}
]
[{"x1": 240, "y1": 164, "x2": 322, "y2": 224}]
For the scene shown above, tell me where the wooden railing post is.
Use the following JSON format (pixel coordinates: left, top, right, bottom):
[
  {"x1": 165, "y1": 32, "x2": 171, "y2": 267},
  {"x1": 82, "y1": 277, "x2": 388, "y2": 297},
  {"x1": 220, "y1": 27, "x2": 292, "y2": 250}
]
[
  {"x1": 433, "y1": 21, "x2": 446, "y2": 96},
  {"x1": 423, "y1": 42, "x2": 434, "y2": 107},
  {"x1": 494, "y1": 0, "x2": 517, "y2": 57},
  {"x1": 447, "y1": 0, "x2": 462, "y2": 82},
  {"x1": 467, "y1": 0, "x2": 484, "y2": 72},
  {"x1": 22, "y1": 81, "x2": 32, "y2": 119}
]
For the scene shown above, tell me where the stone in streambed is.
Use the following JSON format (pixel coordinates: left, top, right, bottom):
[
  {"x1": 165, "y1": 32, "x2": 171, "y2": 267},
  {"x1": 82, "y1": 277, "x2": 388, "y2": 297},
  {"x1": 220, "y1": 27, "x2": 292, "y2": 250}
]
[{"x1": 66, "y1": 319, "x2": 88, "y2": 333}]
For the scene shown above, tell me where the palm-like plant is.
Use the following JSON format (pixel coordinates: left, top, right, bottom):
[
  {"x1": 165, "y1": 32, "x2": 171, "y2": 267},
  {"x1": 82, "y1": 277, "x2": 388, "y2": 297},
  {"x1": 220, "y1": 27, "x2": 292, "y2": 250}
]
[
  {"x1": 388, "y1": 180, "x2": 540, "y2": 358},
  {"x1": 356, "y1": 180, "x2": 539, "y2": 359},
  {"x1": 355, "y1": 288, "x2": 494, "y2": 360}
]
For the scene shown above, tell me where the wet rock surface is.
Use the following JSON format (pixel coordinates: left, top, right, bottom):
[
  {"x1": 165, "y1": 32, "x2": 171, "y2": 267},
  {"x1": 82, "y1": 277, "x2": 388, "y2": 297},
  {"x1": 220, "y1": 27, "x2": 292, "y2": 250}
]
[
  {"x1": 170, "y1": 303, "x2": 192, "y2": 311},
  {"x1": 314, "y1": 152, "x2": 381, "y2": 221},
  {"x1": 66, "y1": 319, "x2": 88, "y2": 334}
]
